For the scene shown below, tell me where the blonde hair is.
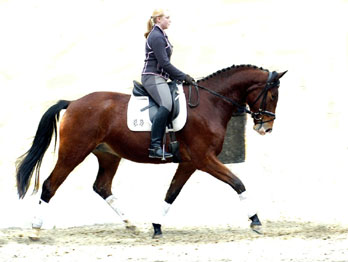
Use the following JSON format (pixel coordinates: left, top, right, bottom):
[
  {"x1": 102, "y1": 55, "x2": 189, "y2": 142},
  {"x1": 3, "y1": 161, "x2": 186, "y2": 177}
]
[{"x1": 144, "y1": 8, "x2": 166, "y2": 38}]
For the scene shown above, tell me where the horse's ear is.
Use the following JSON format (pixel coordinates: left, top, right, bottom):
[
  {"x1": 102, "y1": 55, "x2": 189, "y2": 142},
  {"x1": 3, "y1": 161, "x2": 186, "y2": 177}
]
[{"x1": 277, "y1": 70, "x2": 288, "y2": 79}]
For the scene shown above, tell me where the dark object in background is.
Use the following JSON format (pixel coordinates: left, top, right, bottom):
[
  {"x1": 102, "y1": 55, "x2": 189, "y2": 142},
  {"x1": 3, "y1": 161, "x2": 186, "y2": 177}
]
[{"x1": 218, "y1": 113, "x2": 246, "y2": 164}]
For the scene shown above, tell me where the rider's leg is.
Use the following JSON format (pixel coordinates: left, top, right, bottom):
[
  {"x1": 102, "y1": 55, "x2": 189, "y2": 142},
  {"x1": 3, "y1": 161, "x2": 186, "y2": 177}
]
[{"x1": 141, "y1": 75, "x2": 173, "y2": 159}]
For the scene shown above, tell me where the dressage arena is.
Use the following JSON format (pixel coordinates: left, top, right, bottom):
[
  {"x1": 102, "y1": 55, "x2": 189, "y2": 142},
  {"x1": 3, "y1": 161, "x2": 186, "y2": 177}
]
[
  {"x1": 1, "y1": 221, "x2": 347, "y2": 261},
  {"x1": 1, "y1": 160, "x2": 348, "y2": 262},
  {"x1": 1, "y1": 0, "x2": 348, "y2": 261}
]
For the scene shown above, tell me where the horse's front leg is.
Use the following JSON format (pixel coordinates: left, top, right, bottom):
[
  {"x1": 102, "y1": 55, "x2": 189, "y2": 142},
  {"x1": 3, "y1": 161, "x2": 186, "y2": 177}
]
[
  {"x1": 200, "y1": 156, "x2": 262, "y2": 234},
  {"x1": 152, "y1": 162, "x2": 196, "y2": 238}
]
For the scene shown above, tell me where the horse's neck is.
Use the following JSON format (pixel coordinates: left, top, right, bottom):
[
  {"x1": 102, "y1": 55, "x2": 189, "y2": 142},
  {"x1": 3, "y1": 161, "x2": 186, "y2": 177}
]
[
  {"x1": 192, "y1": 81, "x2": 239, "y2": 127},
  {"x1": 196, "y1": 70, "x2": 259, "y2": 125}
]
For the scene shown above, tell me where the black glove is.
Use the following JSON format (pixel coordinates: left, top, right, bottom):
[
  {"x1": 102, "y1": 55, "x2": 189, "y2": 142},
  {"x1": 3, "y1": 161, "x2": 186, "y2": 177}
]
[{"x1": 184, "y1": 74, "x2": 196, "y2": 86}]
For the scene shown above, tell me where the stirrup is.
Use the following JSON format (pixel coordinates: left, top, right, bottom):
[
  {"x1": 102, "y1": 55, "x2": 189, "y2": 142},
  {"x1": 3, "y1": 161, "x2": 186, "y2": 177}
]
[{"x1": 149, "y1": 147, "x2": 173, "y2": 160}]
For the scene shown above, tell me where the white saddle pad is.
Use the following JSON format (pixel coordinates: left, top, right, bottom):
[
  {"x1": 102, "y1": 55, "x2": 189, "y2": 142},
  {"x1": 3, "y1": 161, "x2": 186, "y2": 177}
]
[{"x1": 127, "y1": 84, "x2": 187, "y2": 132}]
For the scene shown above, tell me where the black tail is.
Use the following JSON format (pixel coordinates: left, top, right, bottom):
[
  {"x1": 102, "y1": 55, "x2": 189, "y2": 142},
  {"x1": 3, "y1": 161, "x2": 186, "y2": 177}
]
[{"x1": 16, "y1": 100, "x2": 70, "y2": 199}]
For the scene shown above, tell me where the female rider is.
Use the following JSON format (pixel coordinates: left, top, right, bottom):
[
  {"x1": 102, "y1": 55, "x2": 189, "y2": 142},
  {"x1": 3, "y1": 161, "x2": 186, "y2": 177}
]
[{"x1": 142, "y1": 9, "x2": 195, "y2": 159}]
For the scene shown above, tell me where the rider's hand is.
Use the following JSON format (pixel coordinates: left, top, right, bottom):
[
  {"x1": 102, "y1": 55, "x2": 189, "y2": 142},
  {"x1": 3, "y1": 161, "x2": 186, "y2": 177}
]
[{"x1": 184, "y1": 74, "x2": 196, "y2": 86}]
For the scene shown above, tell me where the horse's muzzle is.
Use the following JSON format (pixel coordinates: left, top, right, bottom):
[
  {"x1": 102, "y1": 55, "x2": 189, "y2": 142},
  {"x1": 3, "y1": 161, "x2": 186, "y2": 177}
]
[{"x1": 253, "y1": 123, "x2": 273, "y2": 135}]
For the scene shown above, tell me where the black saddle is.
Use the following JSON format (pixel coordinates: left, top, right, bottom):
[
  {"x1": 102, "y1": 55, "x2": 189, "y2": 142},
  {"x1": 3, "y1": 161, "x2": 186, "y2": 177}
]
[{"x1": 132, "y1": 80, "x2": 180, "y2": 123}]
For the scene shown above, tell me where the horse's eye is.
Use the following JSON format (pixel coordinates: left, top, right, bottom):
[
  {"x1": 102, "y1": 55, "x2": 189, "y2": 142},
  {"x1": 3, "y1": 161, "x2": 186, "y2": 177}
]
[{"x1": 270, "y1": 94, "x2": 277, "y2": 101}]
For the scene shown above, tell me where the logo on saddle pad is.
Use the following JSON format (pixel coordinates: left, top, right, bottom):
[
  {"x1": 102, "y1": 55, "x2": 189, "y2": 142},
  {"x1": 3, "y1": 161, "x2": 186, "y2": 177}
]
[{"x1": 127, "y1": 81, "x2": 187, "y2": 132}]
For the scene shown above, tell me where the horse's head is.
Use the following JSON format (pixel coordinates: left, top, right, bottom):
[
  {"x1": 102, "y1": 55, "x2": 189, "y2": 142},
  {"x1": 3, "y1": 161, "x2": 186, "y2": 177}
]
[{"x1": 246, "y1": 70, "x2": 287, "y2": 135}]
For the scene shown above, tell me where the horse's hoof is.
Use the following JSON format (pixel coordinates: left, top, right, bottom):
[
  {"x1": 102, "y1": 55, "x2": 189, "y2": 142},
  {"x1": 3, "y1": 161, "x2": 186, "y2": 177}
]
[
  {"x1": 126, "y1": 225, "x2": 136, "y2": 231},
  {"x1": 152, "y1": 223, "x2": 162, "y2": 239},
  {"x1": 125, "y1": 225, "x2": 140, "y2": 235},
  {"x1": 249, "y1": 214, "x2": 262, "y2": 235},
  {"x1": 250, "y1": 224, "x2": 263, "y2": 235},
  {"x1": 28, "y1": 228, "x2": 41, "y2": 241},
  {"x1": 124, "y1": 221, "x2": 139, "y2": 234}
]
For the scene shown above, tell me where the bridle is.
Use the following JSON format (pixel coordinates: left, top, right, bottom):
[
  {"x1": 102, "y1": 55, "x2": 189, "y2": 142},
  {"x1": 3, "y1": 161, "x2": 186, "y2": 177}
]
[
  {"x1": 247, "y1": 71, "x2": 280, "y2": 124},
  {"x1": 187, "y1": 71, "x2": 280, "y2": 123}
]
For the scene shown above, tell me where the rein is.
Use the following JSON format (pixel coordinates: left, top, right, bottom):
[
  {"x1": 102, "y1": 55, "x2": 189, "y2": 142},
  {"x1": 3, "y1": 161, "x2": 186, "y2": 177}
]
[{"x1": 187, "y1": 71, "x2": 279, "y2": 122}]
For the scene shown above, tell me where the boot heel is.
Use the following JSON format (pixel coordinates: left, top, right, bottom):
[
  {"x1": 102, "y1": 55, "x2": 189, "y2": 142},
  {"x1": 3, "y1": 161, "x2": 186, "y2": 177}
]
[{"x1": 149, "y1": 147, "x2": 173, "y2": 159}]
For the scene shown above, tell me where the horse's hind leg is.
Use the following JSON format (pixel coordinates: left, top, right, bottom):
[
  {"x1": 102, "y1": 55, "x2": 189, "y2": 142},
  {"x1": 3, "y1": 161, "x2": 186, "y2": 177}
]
[
  {"x1": 152, "y1": 162, "x2": 196, "y2": 238},
  {"x1": 30, "y1": 145, "x2": 94, "y2": 240},
  {"x1": 92, "y1": 145, "x2": 136, "y2": 231}
]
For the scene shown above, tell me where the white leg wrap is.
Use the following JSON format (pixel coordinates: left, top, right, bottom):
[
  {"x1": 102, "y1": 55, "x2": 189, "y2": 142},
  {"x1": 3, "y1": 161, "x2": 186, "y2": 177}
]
[
  {"x1": 239, "y1": 191, "x2": 257, "y2": 218},
  {"x1": 105, "y1": 195, "x2": 128, "y2": 222},
  {"x1": 152, "y1": 201, "x2": 172, "y2": 225},
  {"x1": 32, "y1": 200, "x2": 49, "y2": 229}
]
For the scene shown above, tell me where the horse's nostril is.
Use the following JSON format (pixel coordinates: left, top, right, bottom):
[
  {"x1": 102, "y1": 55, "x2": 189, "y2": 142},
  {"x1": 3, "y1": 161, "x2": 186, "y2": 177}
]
[{"x1": 266, "y1": 128, "x2": 272, "y2": 133}]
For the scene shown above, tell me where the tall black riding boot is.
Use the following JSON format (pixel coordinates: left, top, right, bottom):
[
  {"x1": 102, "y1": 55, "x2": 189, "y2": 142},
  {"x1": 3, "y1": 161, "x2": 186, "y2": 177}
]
[{"x1": 149, "y1": 106, "x2": 173, "y2": 159}]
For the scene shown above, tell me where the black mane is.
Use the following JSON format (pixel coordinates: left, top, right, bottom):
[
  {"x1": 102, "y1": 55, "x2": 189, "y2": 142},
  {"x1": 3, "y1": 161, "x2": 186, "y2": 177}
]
[{"x1": 197, "y1": 64, "x2": 269, "y2": 83}]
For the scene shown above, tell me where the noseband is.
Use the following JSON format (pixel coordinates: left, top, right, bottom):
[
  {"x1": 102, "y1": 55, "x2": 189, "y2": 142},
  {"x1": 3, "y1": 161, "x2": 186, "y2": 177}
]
[{"x1": 187, "y1": 71, "x2": 279, "y2": 122}]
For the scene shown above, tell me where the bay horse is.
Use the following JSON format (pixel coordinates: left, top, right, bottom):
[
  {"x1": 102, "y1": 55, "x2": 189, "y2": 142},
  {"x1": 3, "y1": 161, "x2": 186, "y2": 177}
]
[{"x1": 16, "y1": 64, "x2": 286, "y2": 239}]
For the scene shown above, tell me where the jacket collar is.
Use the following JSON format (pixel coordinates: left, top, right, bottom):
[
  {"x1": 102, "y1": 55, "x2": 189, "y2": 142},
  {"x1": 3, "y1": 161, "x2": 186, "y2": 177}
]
[{"x1": 154, "y1": 24, "x2": 167, "y2": 37}]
